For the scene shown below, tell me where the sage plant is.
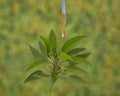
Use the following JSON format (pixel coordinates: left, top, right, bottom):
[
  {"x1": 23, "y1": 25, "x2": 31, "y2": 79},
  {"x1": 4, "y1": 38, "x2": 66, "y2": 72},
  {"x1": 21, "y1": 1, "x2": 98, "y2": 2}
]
[{"x1": 24, "y1": 29, "x2": 91, "y2": 96}]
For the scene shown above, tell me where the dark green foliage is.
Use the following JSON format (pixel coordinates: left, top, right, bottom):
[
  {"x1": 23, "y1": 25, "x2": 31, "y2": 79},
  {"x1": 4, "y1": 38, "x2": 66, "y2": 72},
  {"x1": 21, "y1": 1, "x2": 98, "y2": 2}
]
[
  {"x1": 40, "y1": 36, "x2": 52, "y2": 56},
  {"x1": 68, "y1": 48, "x2": 86, "y2": 55},
  {"x1": 49, "y1": 29, "x2": 57, "y2": 48},
  {"x1": 72, "y1": 57, "x2": 90, "y2": 65},
  {"x1": 69, "y1": 75, "x2": 88, "y2": 84},
  {"x1": 39, "y1": 41, "x2": 47, "y2": 57},
  {"x1": 26, "y1": 59, "x2": 49, "y2": 72},
  {"x1": 66, "y1": 65, "x2": 87, "y2": 74},
  {"x1": 59, "y1": 52, "x2": 73, "y2": 61},
  {"x1": 62, "y1": 35, "x2": 86, "y2": 53},
  {"x1": 76, "y1": 52, "x2": 91, "y2": 58},
  {"x1": 25, "y1": 29, "x2": 91, "y2": 85},
  {"x1": 24, "y1": 71, "x2": 49, "y2": 83},
  {"x1": 29, "y1": 45, "x2": 41, "y2": 58}
]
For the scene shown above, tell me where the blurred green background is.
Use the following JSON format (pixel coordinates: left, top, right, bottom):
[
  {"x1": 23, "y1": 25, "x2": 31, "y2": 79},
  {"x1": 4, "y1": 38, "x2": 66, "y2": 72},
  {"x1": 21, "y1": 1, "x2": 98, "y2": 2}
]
[{"x1": 0, "y1": 0, "x2": 120, "y2": 96}]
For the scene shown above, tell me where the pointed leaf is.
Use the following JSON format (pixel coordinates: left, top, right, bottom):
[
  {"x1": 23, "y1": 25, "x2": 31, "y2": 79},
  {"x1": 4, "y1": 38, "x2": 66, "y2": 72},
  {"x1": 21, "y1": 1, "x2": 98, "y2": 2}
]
[
  {"x1": 59, "y1": 52, "x2": 73, "y2": 61},
  {"x1": 49, "y1": 29, "x2": 57, "y2": 48},
  {"x1": 68, "y1": 48, "x2": 86, "y2": 55},
  {"x1": 39, "y1": 41, "x2": 47, "y2": 57},
  {"x1": 69, "y1": 75, "x2": 88, "y2": 84},
  {"x1": 40, "y1": 36, "x2": 52, "y2": 54},
  {"x1": 62, "y1": 35, "x2": 86, "y2": 53},
  {"x1": 72, "y1": 57, "x2": 91, "y2": 64},
  {"x1": 69, "y1": 62, "x2": 78, "y2": 65},
  {"x1": 76, "y1": 52, "x2": 91, "y2": 58},
  {"x1": 29, "y1": 45, "x2": 41, "y2": 58},
  {"x1": 27, "y1": 59, "x2": 48, "y2": 72},
  {"x1": 66, "y1": 65, "x2": 87, "y2": 74},
  {"x1": 24, "y1": 70, "x2": 48, "y2": 83}
]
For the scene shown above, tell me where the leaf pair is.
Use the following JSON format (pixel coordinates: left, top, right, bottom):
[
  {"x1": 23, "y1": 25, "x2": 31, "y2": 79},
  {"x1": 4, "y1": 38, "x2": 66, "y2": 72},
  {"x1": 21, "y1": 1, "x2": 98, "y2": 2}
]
[
  {"x1": 62, "y1": 35, "x2": 86, "y2": 53},
  {"x1": 40, "y1": 29, "x2": 57, "y2": 57},
  {"x1": 60, "y1": 63, "x2": 88, "y2": 84},
  {"x1": 68, "y1": 47, "x2": 91, "y2": 59},
  {"x1": 28, "y1": 44, "x2": 50, "y2": 73}
]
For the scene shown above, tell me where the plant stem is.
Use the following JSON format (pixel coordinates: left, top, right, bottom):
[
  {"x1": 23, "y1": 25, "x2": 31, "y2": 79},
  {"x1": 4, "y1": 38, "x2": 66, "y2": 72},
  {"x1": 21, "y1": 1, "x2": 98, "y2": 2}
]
[
  {"x1": 49, "y1": 80, "x2": 54, "y2": 96},
  {"x1": 49, "y1": 58, "x2": 58, "y2": 96}
]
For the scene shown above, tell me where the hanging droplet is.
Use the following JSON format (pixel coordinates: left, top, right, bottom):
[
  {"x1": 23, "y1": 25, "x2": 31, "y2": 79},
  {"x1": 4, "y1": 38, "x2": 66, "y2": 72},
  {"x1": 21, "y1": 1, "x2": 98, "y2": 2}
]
[{"x1": 62, "y1": 27, "x2": 66, "y2": 37}]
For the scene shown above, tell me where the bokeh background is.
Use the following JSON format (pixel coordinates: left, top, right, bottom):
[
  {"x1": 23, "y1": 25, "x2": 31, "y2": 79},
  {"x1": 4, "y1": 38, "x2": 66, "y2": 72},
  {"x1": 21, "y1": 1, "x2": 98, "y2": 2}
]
[{"x1": 0, "y1": 0, "x2": 120, "y2": 96}]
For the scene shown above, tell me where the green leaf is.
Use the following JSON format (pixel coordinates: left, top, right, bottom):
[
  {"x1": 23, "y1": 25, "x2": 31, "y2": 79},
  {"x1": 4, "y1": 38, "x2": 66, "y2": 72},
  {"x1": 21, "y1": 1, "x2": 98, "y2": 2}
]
[
  {"x1": 39, "y1": 41, "x2": 47, "y2": 57},
  {"x1": 76, "y1": 52, "x2": 91, "y2": 58},
  {"x1": 40, "y1": 36, "x2": 52, "y2": 55},
  {"x1": 62, "y1": 35, "x2": 86, "y2": 53},
  {"x1": 24, "y1": 70, "x2": 48, "y2": 83},
  {"x1": 49, "y1": 29, "x2": 57, "y2": 48},
  {"x1": 69, "y1": 75, "x2": 88, "y2": 84},
  {"x1": 59, "y1": 52, "x2": 73, "y2": 61},
  {"x1": 66, "y1": 65, "x2": 87, "y2": 74},
  {"x1": 69, "y1": 62, "x2": 78, "y2": 65},
  {"x1": 27, "y1": 59, "x2": 48, "y2": 72},
  {"x1": 68, "y1": 48, "x2": 86, "y2": 55},
  {"x1": 72, "y1": 57, "x2": 90, "y2": 64},
  {"x1": 29, "y1": 45, "x2": 41, "y2": 58}
]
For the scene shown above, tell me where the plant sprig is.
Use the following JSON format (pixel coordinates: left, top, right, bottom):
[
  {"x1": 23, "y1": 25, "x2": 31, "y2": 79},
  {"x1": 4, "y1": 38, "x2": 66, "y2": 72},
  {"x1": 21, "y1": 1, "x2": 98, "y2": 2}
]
[{"x1": 24, "y1": 29, "x2": 91, "y2": 96}]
